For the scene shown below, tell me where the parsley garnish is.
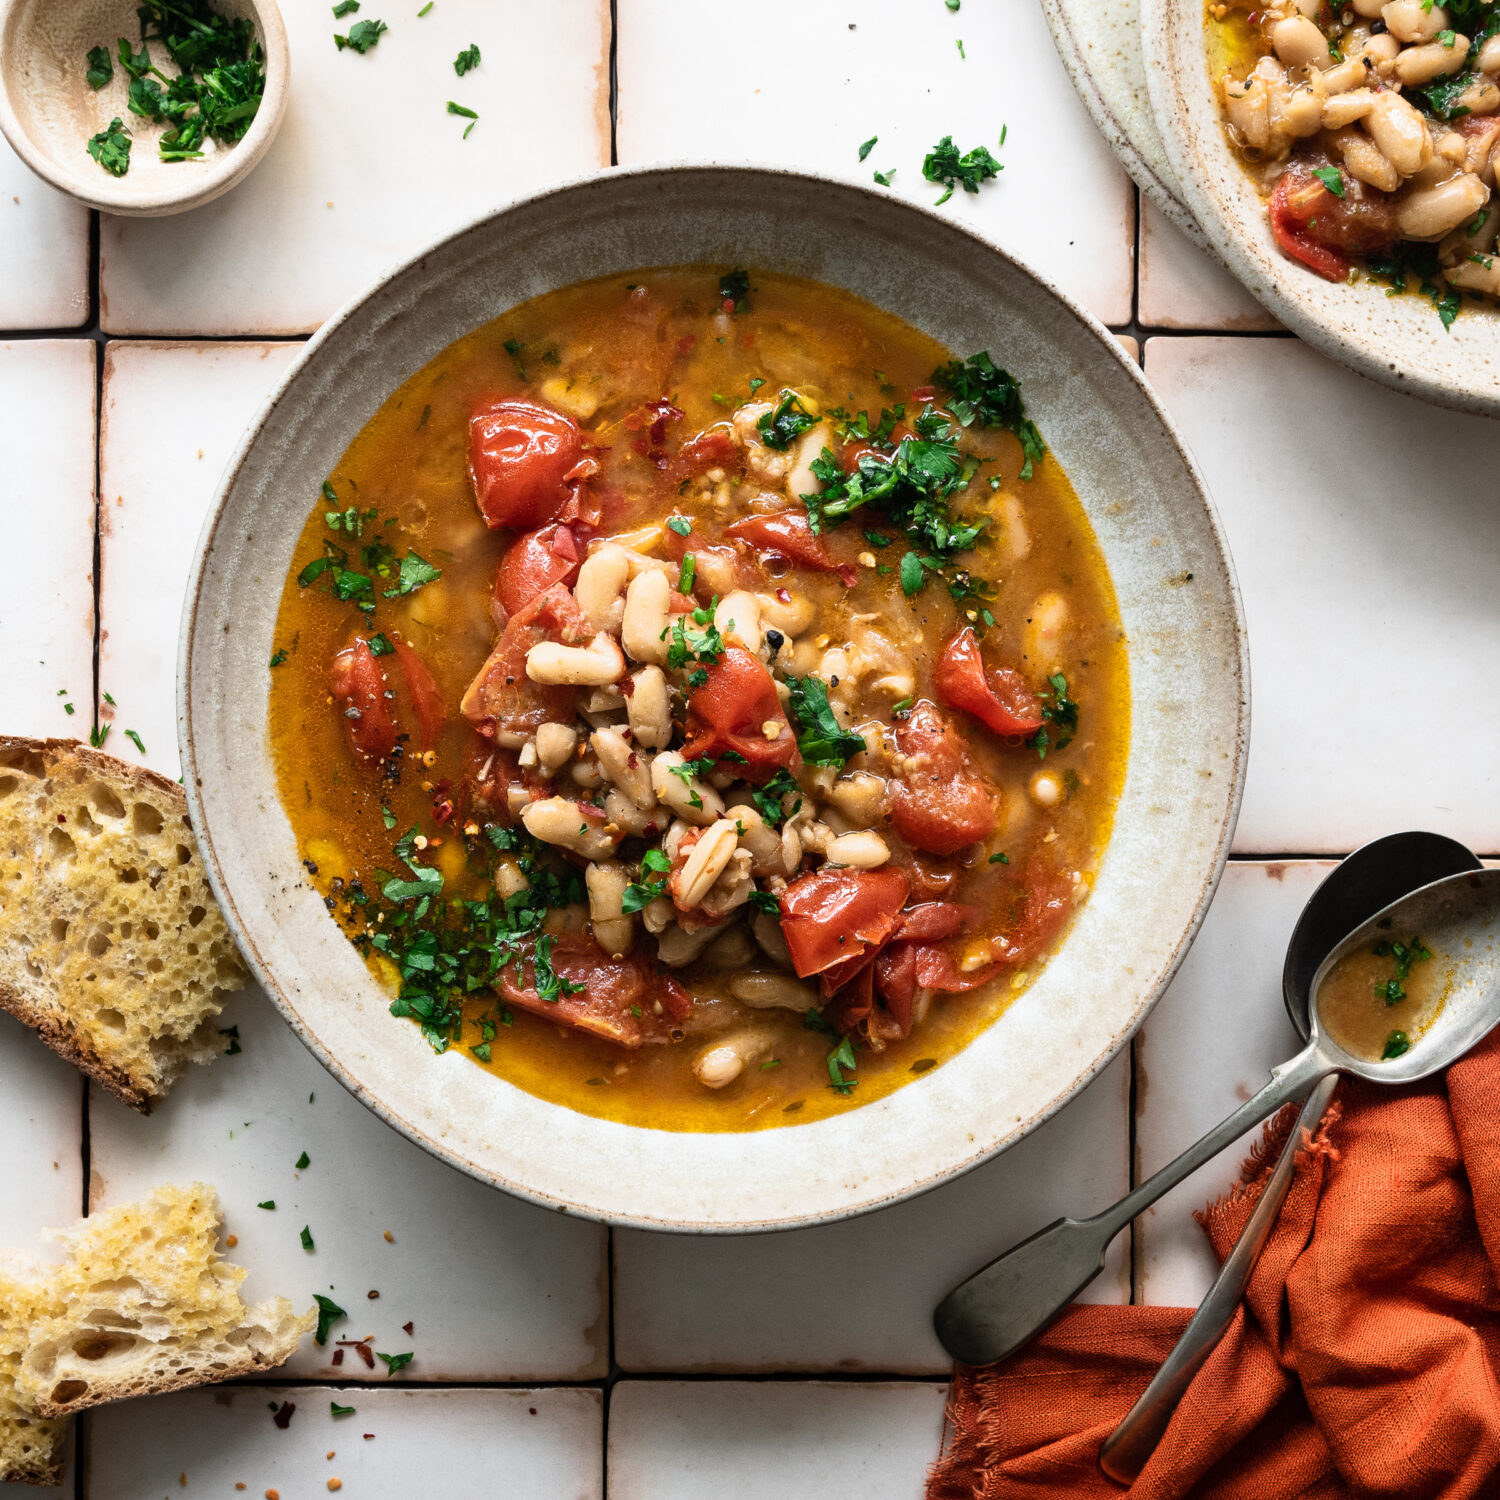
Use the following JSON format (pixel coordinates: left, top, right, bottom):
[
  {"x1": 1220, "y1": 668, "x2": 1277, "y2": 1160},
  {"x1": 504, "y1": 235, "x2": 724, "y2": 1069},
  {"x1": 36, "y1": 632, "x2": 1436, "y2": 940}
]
[
  {"x1": 124, "y1": 729, "x2": 147, "y2": 755},
  {"x1": 335, "y1": 18, "x2": 387, "y2": 51},
  {"x1": 752, "y1": 767, "x2": 803, "y2": 828},
  {"x1": 377, "y1": 1351, "x2": 414, "y2": 1375},
  {"x1": 382, "y1": 551, "x2": 441, "y2": 598},
  {"x1": 257, "y1": 1200, "x2": 275, "y2": 1209},
  {"x1": 1382, "y1": 1029, "x2": 1411, "y2": 1060},
  {"x1": 667, "y1": 515, "x2": 692, "y2": 536},
  {"x1": 827, "y1": 1034, "x2": 859, "y2": 1095},
  {"x1": 1372, "y1": 936, "x2": 1432, "y2": 1005},
  {"x1": 857, "y1": 135, "x2": 878, "y2": 161},
  {"x1": 1313, "y1": 165, "x2": 1346, "y2": 198},
  {"x1": 295, "y1": 1150, "x2": 310, "y2": 1169},
  {"x1": 622, "y1": 847, "x2": 671, "y2": 914},
  {"x1": 785, "y1": 674, "x2": 866, "y2": 767},
  {"x1": 269, "y1": 648, "x2": 289, "y2": 667},
  {"x1": 300, "y1": 1224, "x2": 314, "y2": 1250},
  {"x1": 873, "y1": 169, "x2": 895, "y2": 187},
  {"x1": 87, "y1": 118, "x2": 132, "y2": 177},
  {"x1": 312, "y1": 1294, "x2": 346, "y2": 1345},
  {"x1": 1029, "y1": 673, "x2": 1077, "y2": 758},
  {"x1": 666, "y1": 607, "x2": 726, "y2": 670},
  {"x1": 719, "y1": 268, "x2": 751, "y2": 311},
  {"x1": 447, "y1": 101, "x2": 478, "y2": 138},
  {"x1": 368, "y1": 632, "x2": 394, "y2": 656},
  {"x1": 330, "y1": 1402, "x2": 357, "y2": 1417},
  {"x1": 932, "y1": 350, "x2": 1046, "y2": 480},
  {"x1": 757, "y1": 390, "x2": 819, "y2": 451},
  {"x1": 85, "y1": 46, "x2": 114, "y2": 89},
  {"x1": 333, "y1": 1, "x2": 360, "y2": 14},
  {"x1": 454, "y1": 43, "x2": 480, "y2": 74},
  {"x1": 923, "y1": 133, "x2": 1003, "y2": 206}
]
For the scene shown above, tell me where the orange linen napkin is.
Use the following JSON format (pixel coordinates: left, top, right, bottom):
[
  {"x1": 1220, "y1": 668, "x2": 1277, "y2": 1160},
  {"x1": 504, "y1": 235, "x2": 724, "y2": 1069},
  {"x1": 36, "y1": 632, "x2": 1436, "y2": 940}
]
[{"x1": 928, "y1": 1028, "x2": 1500, "y2": 1499}]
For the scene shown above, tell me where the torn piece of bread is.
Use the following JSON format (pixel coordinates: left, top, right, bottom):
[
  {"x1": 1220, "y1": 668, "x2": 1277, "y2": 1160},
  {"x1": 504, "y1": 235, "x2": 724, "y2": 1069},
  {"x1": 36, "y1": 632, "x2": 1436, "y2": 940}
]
[
  {"x1": 15, "y1": 1184, "x2": 313, "y2": 1421},
  {"x1": 0, "y1": 736, "x2": 247, "y2": 1111},
  {"x1": 0, "y1": 1263, "x2": 66, "y2": 1486}
]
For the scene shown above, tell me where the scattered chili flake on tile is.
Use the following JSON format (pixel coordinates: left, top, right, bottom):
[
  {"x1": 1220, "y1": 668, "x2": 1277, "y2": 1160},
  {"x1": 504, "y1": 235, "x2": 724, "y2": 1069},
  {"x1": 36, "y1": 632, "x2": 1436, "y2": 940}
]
[
  {"x1": 326, "y1": 1451, "x2": 336, "y2": 1460},
  {"x1": 366, "y1": 1289, "x2": 379, "y2": 1299},
  {"x1": 401, "y1": 1321, "x2": 413, "y2": 1336},
  {"x1": 273, "y1": 1402, "x2": 296, "y2": 1429},
  {"x1": 331, "y1": 1348, "x2": 345, "y2": 1366},
  {"x1": 266, "y1": 1491, "x2": 280, "y2": 1499},
  {"x1": 328, "y1": 1481, "x2": 342, "y2": 1492},
  {"x1": 363, "y1": 1434, "x2": 374, "y2": 1441}
]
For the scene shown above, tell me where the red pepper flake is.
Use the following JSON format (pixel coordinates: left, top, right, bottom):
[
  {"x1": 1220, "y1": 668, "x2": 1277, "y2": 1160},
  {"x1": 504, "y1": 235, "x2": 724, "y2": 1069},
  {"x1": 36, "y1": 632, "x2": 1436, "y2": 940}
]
[
  {"x1": 337, "y1": 1339, "x2": 376, "y2": 1369},
  {"x1": 776, "y1": 588, "x2": 792, "y2": 604},
  {"x1": 363, "y1": 1434, "x2": 375, "y2": 1441},
  {"x1": 433, "y1": 799, "x2": 455, "y2": 825},
  {"x1": 677, "y1": 334, "x2": 697, "y2": 354},
  {"x1": 273, "y1": 1401, "x2": 296, "y2": 1430},
  {"x1": 56, "y1": 813, "x2": 67, "y2": 823},
  {"x1": 331, "y1": 1349, "x2": 345, "y2": 1367},
  {"x1": 367, "y1": 1290, "x2": 380, "y2": 1299},
  {"x1": 402, "y1": 1321, "x2": 414, "y2": 1336}
]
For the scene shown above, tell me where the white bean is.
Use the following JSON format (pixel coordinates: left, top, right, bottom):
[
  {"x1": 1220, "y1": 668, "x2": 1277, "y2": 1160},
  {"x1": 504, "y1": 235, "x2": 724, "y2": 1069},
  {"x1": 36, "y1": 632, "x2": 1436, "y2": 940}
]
[
  {"x1": 755, "y1": 590, "x2": 815, "y2": 636},
  {"x1": 1335, "y1": 126, "x2": 1401, "y2": 192},
  {"x1": 1394, "y1": 35, "x2": 1469, "y2": 88},
  {"x1": 622, "y1": 569, "x2": 672, "y2": 665},
  {"x1": 751, "y1": 909, "x2": 792, "y2": 966},
  {"x1": 732, "y1": 806, "x2": 787, "y2": 878},
  {"x1": 1366, "y1": 90, "x2": 1433, "y2": 176},
  {"x1": 657, "y1": 921, "x2": 721, "y2": 967},
  {"x1": 1382, "y1": 0, "x2": 1448, "y2": 44},
  {"x1": 784, "y1": 422, "x2": 832, "y2": 501},
  {"x1": 1397, "y1": 171, "x2": 1489, "y2": 239},
  {"x1": 586, "y1": 861, "x2": 636, "y2": 958},
  {"x1": 1322, "y1": 89, "x2": 1376, "y2": 131},
  {"x1": 693, "y1": 1041, "x2": 746, "y2": 1089},
  {"x1": 824, "y1": 831, "x2": 891, "y2": 868},
  {"x1": 603, "y1": 788, "x2": 659, "y2": 838},
  {"x1": 526, "y1": 633, "x2": 625, "y2": 687},
  {"x1": 652, "y1": 751, "x2": 725, "y2": 825},
  {"x1": 1271, "y1": 15, "x2": 1331, "y2": 68},
  {"x1": 591, "y1": 726, "x2": 656, "y2": 809},
  {"x1": 1482, "y1": 33, "x2": 1500, "y2": 74},
  {"x1": 996, "y1": 492, "x2": 1031, "y2": 561},
  {"x1": 520, "y1": 797, "x2": 620, "y2": 860},
  {"x1": 575, "y1": 544, "x2": 631, "y2": 634},
  {"x1": 674, "y1": 819, "x2": 740, "y2": 909},
  {"x1": 729, "y1": 972, "x2": 819, "y2": 1011},
  {"x1": 1023, "y1": 592, "x2": 1070, "y2": 676},
  {"x1": 827, "y1": 771, "x2": 888, "y2": 826},
  {"x1": 627, "y1": 666, "x2": 672, "y2": 749},
  {"x1": 715, "y1": 590, "x2": 764, "y2": 654},
  {"x1": 535, "y1": 722, "x2": 579, "y2": 776}
]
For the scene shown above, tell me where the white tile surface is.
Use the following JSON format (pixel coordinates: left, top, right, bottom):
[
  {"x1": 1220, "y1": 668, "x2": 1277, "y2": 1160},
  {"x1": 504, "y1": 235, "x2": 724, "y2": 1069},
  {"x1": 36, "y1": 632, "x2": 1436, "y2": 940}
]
[
  {"x1": 608, "y1": 1381, "x2": 945, "y2": 1500},
  {"x1": 613, "y1": 1054, "x2": 1130, "y2": 1374},
  {"x1": 99, "y1": 3, "x2": 610, "y2": 335},
  {"x1": 616, "y1": 0, "x2": 1135, "y2": 327},
  {"x1": 0, "y1": 141, "x2": 90, "y2": 330},
  {"x1": 1138, "y1": 200, "x2": 1277, "y2": 332},
  {"x1": 1133, "y1": 860, "x2": 1323, "y2": 1307},
  {"x1": 1146, "y1": 335, "x2": 1500, "y2": 854},
  {"x1": 87, "y1": 977, "x2": 608, "y2": 1383},
  {"x1": 98, "y1": 341, "x2": 300, "y2": 779},
  {"x1": 86, "y1": 1385, "x2": 603, "y2": 1499},
  {"x1": 0, "y1": 340, "x2": 97, "y2": 742}
]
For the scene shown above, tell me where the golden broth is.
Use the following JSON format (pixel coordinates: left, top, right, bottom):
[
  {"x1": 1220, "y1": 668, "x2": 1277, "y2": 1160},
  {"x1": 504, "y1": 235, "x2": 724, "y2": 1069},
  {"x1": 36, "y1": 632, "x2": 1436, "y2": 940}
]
[
  {"x1": 1318, "y1": 934, "x2": 1446, "y2": 1062},
  {"x1": 267, "y1": 266, "x2": 1129, "y2": 1132}
]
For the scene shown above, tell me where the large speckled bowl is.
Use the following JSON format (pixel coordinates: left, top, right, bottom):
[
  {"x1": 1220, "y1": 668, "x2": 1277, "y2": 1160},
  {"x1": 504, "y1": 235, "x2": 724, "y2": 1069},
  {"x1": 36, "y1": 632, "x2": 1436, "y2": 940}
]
[
  {"x1": 1042, "y1": 0, "x2": 1209, "y2": 250},
  {"x1": 1144, "y1": 0, "x2": 1500, "y2": 414},
  {"x1": 179, "y1": 165, "x2": 1248, "y2": 1232}
]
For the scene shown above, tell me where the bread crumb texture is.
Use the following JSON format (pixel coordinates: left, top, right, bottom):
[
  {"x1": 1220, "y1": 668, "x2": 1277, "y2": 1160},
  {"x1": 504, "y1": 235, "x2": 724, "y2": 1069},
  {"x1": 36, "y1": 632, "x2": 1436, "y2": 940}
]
[
  {"x1": 0, "y1": 737, "x2": 246, "y2": 1110},
  {"x1": 0, "y1": 1261, "x2": 66, "y2": 1486},
  {"x1": 1, "y1": 1184, "x2": 313, "y2": 1450}
]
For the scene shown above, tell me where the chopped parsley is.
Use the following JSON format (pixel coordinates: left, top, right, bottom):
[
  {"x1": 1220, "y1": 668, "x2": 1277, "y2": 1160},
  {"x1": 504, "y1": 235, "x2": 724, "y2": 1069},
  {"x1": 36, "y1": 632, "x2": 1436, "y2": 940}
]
[
  {"x1": 757, "y1": 390, "x2": 820, "y2": 451},
  {"x1": 124, "y1": 729, "x2": 147, "y2": 754},
  {"x1": 330, "y1": 1402, "x2": 357, "y2": 1417},
  {"x1": 667, "y1": 515, "x2": 692, "y2": 537},
  {"x1": 335, "y1": 18, "x2": 387, "y2": 51},
  {"x1": 922, "y1": 134, "x2": 1003, "y2": 206},
  {"x1": 295, "y1": 1150, "x2": 310, "y2": 1169},
  {"x1": 827, "y1": 1034, "x2": 859, "y2": 1095},
  {"x1": 87, "y1": 118, "x2": 132, "y2": 177},
  {"x1": 932, "y1": 350, "x2": 1046, "y2": 479},
  {"x1": 269, "y1": 648, "x2": 289, "y2": 667},
  {"x1": 857, "y1": 135, "x2": 878, "y2": 161},
  {"x1": 367, "y1": 632, "x2": 394, "y2": 656},
  {"x1": 1367, "y1": 241, "x2": 1466, "y2": 329},
  {"x1": 257, "y1": 1200, "x2": 275, "y2": 1209},
  {"x1": 447, "y1": 101, "x2": 478, "y2": 138},
  {"x1": 1382, "y1": 1029, "x2": 1411, "y2": 1060},
  {"x1": 666, "y1": 607, "x2": 726, "y2": 670},
  {"x1": 332, "y1": 1, "x2": 360, "y2": 14},
  {"x1": 1029, "y1": 674, "x2": 1078, "y2": 759},
  {"x1": 873, "y1": 169, "x2": 896, "y2": 187},
  {"x1": 752, "y1": 767, "x2": 803, "y2": 828},
  {"x1": 377, "y1": 1351, "x2": 414, "y2": 1375},
  {"x1": 382, "y1": 551, "x2": 441, "y2": 598},
  {"x1": 719, "y1": 268, "x2": 751, "y2": 311},
  {"x1": 1312, "y1": 165, "x2": 1346, "y2": 199},
  {"x1": 312, "y1": 1294, "x2": 346, "y2": 1344},
  {"x1": 622, "y1": 848, "x2": 671, "y2": 914},
  {"x1": 300, "y1": 1225, "x2": 314, "y2": 1250},
  {"x1": 1372, "y1": 935, "x2": 1432, "y2": 1006},
  {"x1": 454, "y1": 43, "x2": 480, "y2": 74},
  {"x1": 785, "y1": 674, "x2": 866, "y2": 767},
  {"x1": 85, "y1": 46, "x2": 114, "y2": 89}
]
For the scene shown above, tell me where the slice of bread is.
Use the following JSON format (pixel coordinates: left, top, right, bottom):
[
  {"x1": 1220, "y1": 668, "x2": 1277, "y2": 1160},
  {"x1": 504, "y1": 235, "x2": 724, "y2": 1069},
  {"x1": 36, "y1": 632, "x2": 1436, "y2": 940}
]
[
  {"x1": 14, "y1": 1184, "x2": 314, "y2": 1421},
  {"x1": 0, "y1": 736, "x2": 246, "y2": 1111},
  {"x1": 0, "y1": 1262, "x2": 66, "y2": 1486}
]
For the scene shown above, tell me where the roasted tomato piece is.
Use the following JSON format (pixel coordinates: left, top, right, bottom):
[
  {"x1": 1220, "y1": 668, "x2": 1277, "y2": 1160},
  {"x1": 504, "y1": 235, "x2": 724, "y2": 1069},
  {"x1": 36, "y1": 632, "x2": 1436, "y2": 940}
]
[
  {"x1": 821, "y1": 963, "x2": 876, "y2": 1036},
  {"x1": 912, "y1": 945, "x2": 997, "y2": 993},
  {"x1": 935, "y1": 626, "x2": 1044, "y2": 737},
  {"x1": 496, "y1": 936, "x2": 693, "y2": 1048},
  {"x1": 389, "y1": 638, "x2": 446, "y2": 752},
  {"x1": 460, "y1": 583, "x2": 589, "y2": 739},
  {"x1": 889, "y1": 702, "x2": 1000, "y2": 856},
  {"x1": 468, "y1": 399, "x2": 584, "y2": 530},
  {"x1": 681, "y1": 645, "x2": 802, "y2": 782},
  {"x1": 1269, "y1": 160, "x2": 1397, "y2": 284},
  {"x1": 493, "y1": 523, "x2": 586, "y2": 619},
  {"x1": 991, "y1": 855, "x2": 1075, "y2": 969},
  {"x1": 726, "y1": 511, "x2": 838, "y2": 573},
  {"x1": 894, "y1": 902, "x2": 969, "y2": 943},
  {"x1": 672, "y1": 425, "x2": 739, "y2": 481},
  {"x1": 329, "y1": 638, "x2": 399, "y2": 764},
  {"x1": 778, "y1": 867, "x2": 909, "y2": 980},
  {"x1": 624, "y1": 398, "x2": 684, "y2": 469}
]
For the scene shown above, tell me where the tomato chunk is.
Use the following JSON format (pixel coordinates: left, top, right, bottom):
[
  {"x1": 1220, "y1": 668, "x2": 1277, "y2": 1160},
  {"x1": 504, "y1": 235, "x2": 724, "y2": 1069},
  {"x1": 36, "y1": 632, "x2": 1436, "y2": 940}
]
[
  {"x1": 460, "y1": 583, "x2": 588, "y2": 739},
  {"x1": 390, "y1": 637, "x2": 446, "y2": 752},
  {"x1": 935, "y1": 627, "x2": 1044, "y2": 737},
  {"x1": 672, "y1": 426, "x2": 738, "y2": 481},
  {"x1": 889, "y1": 702, "x2": 999, "y2": 856},
  {"x1": 329, "y1": 638, "x2": 399, "y2": 764},
  {"x1": 991, "y1": 855, "x2": 1075, "y2": 969},
  {"x1": 778, "y1": 868, "x2": 909, "y2": 980},
  {"x1": 726, "y1": 511, "x2": 838, "y2": 574},
  {"x1": 468, "y1": 400, "x2": 584, "y2": 530},
  {"x1": 1268, "y1": 161, "x2": 1397, "y2": 284},
  {"x1": 493, "y1": 523, "x2": 586, "y2": 619},
  {"x1": 681, "y1": 646, "x2": 801, "y2": 783},
  {"x1": 497, "y1": 935, "x2": 693, "y2": 1048}
]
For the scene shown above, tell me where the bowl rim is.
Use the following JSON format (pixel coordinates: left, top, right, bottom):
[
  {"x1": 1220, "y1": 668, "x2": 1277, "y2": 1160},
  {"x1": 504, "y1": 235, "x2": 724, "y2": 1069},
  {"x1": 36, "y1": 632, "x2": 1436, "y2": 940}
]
[
  {"x1": 1143, "y1": 0, "x2": 1500, "y2": 417},
  {"x1": 178, "y1": 159, "x2": 1250, "y2": 1232},
  {"x1": 0, "y1": 0, "x2": 289, "y2": 216}
]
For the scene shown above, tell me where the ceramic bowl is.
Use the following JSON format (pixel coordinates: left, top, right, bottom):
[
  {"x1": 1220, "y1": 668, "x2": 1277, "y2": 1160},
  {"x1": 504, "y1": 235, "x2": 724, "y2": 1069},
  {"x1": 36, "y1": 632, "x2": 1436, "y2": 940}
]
[
  {"x1": 179, "y1": 164, "x2": 1249, "y2": 1233},
  {"x1": 1143, "y1": 0, "x2": 1500, "y2": 415},
  {"x1": 1041, "y1": 0, "x2": 1209, "y2": 251},
  {"x1": 0, "y1": 0, "x2": 288, "y2": 216}
]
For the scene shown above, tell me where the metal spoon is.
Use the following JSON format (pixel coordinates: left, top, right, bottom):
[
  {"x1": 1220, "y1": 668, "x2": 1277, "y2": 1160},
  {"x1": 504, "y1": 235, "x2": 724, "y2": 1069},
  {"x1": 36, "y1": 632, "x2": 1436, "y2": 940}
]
[
  {"x1": 934, "y1": 845, "x2": 1498, "y2": 1370},
  {"x1": 1097, "y1": 833, "x2": 1482, "y2": 1482}
]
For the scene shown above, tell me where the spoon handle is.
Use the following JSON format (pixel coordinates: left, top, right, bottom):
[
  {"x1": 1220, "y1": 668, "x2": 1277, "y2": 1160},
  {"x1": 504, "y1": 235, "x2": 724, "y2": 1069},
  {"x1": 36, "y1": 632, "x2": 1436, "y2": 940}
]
[
  {"x1": 933, "y1": 1044, "x2": 1328, "y2": 1367},
  {"x1": 1098, "y1": 1073, "x2": 1340, "y2": 1483}
]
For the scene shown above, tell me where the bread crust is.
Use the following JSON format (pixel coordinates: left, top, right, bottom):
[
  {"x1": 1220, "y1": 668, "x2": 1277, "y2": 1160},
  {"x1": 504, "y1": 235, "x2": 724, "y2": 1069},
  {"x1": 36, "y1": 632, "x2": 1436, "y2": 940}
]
[
  {"x1": 0, "y1": 1452, "x2": 63, "y2": 1486},
  {"x1": 0, "y1": 736, "x2": 243, "y2": 1112}
]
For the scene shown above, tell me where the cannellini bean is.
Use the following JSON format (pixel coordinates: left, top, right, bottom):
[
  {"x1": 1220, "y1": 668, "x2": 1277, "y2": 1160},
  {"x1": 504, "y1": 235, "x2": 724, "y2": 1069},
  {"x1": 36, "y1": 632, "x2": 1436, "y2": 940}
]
[
  {"x1": 1367, "y1": 91, "x2": 1434, "y2": 176},
  {"x1": 1394, "y1": 35, "x2": 1470, "y2": 87},
  {"x1": 1355, "y1": 32, "x2": 1400, "y2": 65},
  {"x1": 1322, "y1": 88, "x2": 1376, "y2": 130},
  {"x1": 1454, "y1": 78, "x2": 1500, "y2": 118},
  {"x1": 604, "y1": 788, "x2": 659, "y2": 839},
  {"x1": 1482, "y1": 34, "x2": 1500, "y2": 74},
  {"x1": 527, "y1": 633, "x2": 625, "y2": 687},
  {"x1": 652, "y1": 751, "x2": 725, "y2": 825},
  {"x1": 715, "y1": 590, "x2": 764, "y2": 653},
  {"x1": 622, "y1": 569, "x2": 672, "y2": 665},
  {"x1": 1383, "y1": 0, "x2": 1449, "y2": 44},
  {"x1": 827, "y1": 771, "x2": 889, "y2": 826},
  {"x1": 575, "y1": 544, "x2": 631, "y2": 634},
  {"x1": 642, "y1": 895, "x2": 674, "y2": 936},
  {"x1": 730, "y1": 972, "x2": 819, "y2": 1011},
  {"x1": 1446, "y1": 255, "x2": 1500, "y2": 295},
  {"x1": 996, "y1": 492, "x2": 1030, "y2": 561},
  {"x1": 1282, "y1": 79, "x2": 1326, "y2": 137},
  {"x1": 733, "y1": 806, "x2": 788, "y2": 877},
  {"x1": 535, "y1": 722, "x2": 578, "y2": 776},
  {"x1": 780, "y1": 820, "x2": 803, "y2": 876},
  {"x1": 692, "y1": 547, "x2": 739, "y2": 597},
  {"x1": 1334, "y1": 126, "x2": 1401, "y2": 192},
  {"x1": 591, "y1": 726, "x2": 656, "y2": 809},
  {"x1": 495, "y1": 859, "x2": 529, "y2": 899},
  {"x1": 1351, "y1": 0, "x2": 1385, "y2": 17},
  {"x1": 1271, "y1": 15, "x2": 1331, "y2": 68},
  {"x1": 657, "y1": 921, "x2": 721, "y2": 967},
  {"x1": 702, "y1": 924, "x2": 757, "y2": 969},
  {"x1": 569, "y1": 755, "x2": 604, "y2": 789},
  {"x1": 1397, "y1": 171, "x2": 1490, "y2": 239},
  {"x1": 521, "y1": 797, "x2": 620, "y2": 860},
  {"x1": 699, "y1": 848, "x2": 756, "y2": 920},
  {"x1": 627, "y1": 665, "x2": 672, "y2": 749},
  {"x1": 1030, "y1": 771, "x2": 1064, "y2": 809},
  {"x1": 1320, "y1": 57, "x2": 1370, "y2": 95},
  {"x1": 755, "y1": 590, "x2": 815, "y2": 636},
  {"x1": 784, "y1": 422, "x2": 831, "y2": 501},
  {"x1": 586, "y1": 861, "x2": 636, "y2": 958},
  {"x1": 751, "y1": 909, "x2": 793, "y2": 967},
  {"x1": 825, "y1": 831, "x2": 891, "y2": 869},
  {"x1": 674, "y1": 819, "x2": 740, "y2": 909},
  {"x1": 692, "y1": 1029, "x2": 772, "y2": 1089},
  {"x1": 1023, "y1": 592, "x2": 1070, "y2": 676}
]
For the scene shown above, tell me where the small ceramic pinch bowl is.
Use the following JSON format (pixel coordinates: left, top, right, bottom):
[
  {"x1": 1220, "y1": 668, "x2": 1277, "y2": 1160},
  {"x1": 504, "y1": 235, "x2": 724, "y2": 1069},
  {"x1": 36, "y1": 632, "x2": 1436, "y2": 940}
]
[
  {"x1": 181, "y1": 165, "x2": 1250, "y2": 1233},
  {"x1": 0, "y1": 0, "x2": 287, "y2": 216}
]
